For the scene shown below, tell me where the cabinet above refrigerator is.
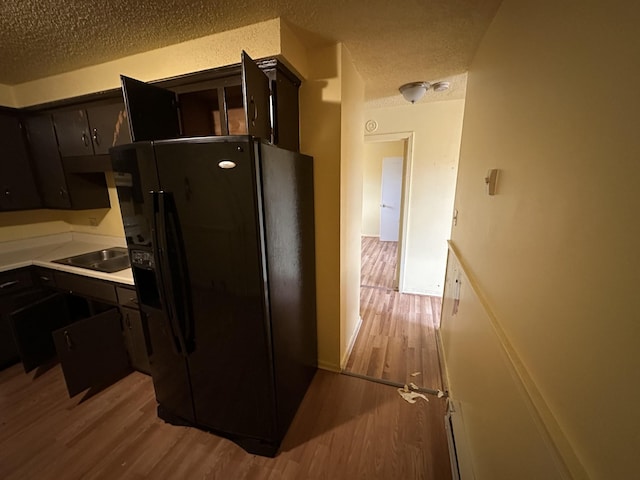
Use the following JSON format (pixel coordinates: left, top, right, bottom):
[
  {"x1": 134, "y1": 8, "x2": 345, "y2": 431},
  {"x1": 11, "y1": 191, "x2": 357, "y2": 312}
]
[{"x1": 121, "y1": 51, "x2": 272, "y2": 144}]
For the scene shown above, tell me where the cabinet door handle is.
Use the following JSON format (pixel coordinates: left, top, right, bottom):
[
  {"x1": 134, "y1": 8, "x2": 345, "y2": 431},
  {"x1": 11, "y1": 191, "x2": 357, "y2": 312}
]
[
  {"x1": 92, "y1": 128, "x2": 100, "y2": 146},
  {"x1": 125, "y1": 313, "x2": 132, "y2": 329},
  {"x1": 64, "y1": 331, "x2": 73, "y2": 350},
  {"x1": 39, "y1": 276, "x2": 50, "y2": 282},
  {"x1": 249, "y1": 96, "x2": 258, "y2": 126},
  {"x1": 129, "y1": 297, "x2": 138, "y2": 305},
  {"x1": 59, "y1": 187, "x2": 67, "y2": 198},
  {"x1": 0, "y1": 280, "x2": 19, "y2": 289},
  {"x1": 4, "y1": 188, "x2": 11, "y2": 197},
  {"x1": 81, "y1": 132, "x2": 89, "y2": 147}
]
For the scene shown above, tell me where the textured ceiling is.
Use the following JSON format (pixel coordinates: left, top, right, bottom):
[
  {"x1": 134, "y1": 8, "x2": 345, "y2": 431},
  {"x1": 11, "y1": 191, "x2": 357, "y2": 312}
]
[{"x1": 0, "y1": 0, "x2": 501, "y2": 100}]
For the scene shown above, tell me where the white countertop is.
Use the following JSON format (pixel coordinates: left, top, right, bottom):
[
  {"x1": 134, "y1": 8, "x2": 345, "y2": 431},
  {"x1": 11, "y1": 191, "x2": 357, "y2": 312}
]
[{"x1": 0, "y1": 232, "x2": 134, "y2": 285}]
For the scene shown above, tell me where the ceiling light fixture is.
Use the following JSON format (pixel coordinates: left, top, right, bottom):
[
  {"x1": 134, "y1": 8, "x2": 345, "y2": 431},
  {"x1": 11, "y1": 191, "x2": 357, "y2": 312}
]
[{"x1": 399, "y1": 81, "x2": 430, "y2": 103}]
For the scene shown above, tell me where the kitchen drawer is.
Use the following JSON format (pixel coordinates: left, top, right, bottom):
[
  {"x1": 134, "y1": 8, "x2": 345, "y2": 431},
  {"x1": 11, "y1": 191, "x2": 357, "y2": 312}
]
[
  {"x1": 55, "y1": 271, "x2": 117, "y2": 304},
  {"x1": 116, "y1": 285, "x2": 139, "y2": 309},
  {"x1": 0, "y1": 269, "x2": 34, "y2": 297},
  {"x1": 33, "y1": 267, "x2": 57, "y2": 288}
]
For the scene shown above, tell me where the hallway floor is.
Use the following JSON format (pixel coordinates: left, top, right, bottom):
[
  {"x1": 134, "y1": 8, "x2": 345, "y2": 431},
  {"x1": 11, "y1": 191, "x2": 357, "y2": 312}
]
[
  {"x1": 344, "y1": 237, "x2": 444, "y2": 390},
  {"x1": 0, "y1": 363, "x2": 452, "y2": 479}
]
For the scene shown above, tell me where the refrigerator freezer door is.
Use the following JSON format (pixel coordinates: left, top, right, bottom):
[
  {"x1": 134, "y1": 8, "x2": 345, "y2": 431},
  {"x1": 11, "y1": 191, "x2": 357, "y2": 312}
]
[
  {"x1": 111, "y1": 142, "x2": 160, "y2": 249},
  {"x1": 144, "y1": 308, "x2": 196, "y2": 424},
  {"x1": 155, "y1": 138, "x2": 275, "y2": 441},
  {"x1": 112, "y1": 142, "x2": 196, "y2": 424}
]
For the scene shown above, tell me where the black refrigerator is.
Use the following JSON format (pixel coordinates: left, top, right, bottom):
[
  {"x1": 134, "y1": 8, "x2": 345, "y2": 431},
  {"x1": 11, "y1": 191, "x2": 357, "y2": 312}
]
[{"x1": 111, "y1": 135, "x2": 317, "y2": 456}]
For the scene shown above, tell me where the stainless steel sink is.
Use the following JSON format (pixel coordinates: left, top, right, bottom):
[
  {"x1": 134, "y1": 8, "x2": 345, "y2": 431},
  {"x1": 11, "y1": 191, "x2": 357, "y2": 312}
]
[{"x1": 53, "y1": 247, "x2": 131, "y2": 273}]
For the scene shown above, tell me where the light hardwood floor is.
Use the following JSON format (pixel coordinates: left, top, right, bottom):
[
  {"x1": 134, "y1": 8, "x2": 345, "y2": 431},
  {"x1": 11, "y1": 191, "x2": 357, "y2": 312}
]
[
  {"x1": 360, "y1": 236, "x2": 398, "y2": 289},
  {"x1": 345, "y1": 237, "x2": 444, "y2": 390},
  {"x1": 0, "y1": 363, "x2": 452, "y2": 480}
]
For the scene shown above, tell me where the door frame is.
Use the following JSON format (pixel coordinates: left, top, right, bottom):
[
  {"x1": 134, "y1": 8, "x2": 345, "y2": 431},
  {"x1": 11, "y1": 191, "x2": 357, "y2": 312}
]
[{"x1": 364, "y1": 131, "x2": 414, "y2": 292}]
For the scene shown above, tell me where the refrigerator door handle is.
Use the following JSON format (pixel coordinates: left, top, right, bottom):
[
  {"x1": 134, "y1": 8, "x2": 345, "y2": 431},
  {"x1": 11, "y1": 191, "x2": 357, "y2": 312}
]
[
  {"x1": 157, "y1": 191, "x2": 190, "y2": 357},
  {"x1": 151, "y1": 190, "x2": 183, "y2": 356}
]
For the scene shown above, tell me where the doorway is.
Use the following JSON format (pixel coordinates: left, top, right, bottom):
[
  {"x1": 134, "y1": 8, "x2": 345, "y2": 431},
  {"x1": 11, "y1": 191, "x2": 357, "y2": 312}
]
[
  {"x1": 361, "y1": 149, "x2": 403, "y2": 291},
  {"x1": 380, "y1": 156, "x2": 403, "y2": 243},
  {"x1": 343, "y1": 134, "x2": 444, "y2": 393},
  {"x1": 359, "y1": 133, "x2": 412, "y2": 291}
]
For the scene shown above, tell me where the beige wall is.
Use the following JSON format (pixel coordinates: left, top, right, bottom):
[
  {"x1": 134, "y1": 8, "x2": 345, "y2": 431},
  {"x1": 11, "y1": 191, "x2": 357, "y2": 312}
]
[
  {"x1": 444, "y1": 0, "x2": 640, "y2": 477},
  {"x1": 361, "y1": 141, "x2": 404, "y2": 236},
  {"x1": 0, "y1": 212, "x2": 69, "y2": 241},
  {"x1": 278, "y1": 20, "x2": 310, "y2": 81},
  {"x1": 0, "y1": 84, "x2": 15, "y2": 107},
  {"x1": 364, "y1": 100, "x2": 464, "y2": 295},
  {"x1": 338, "y1": 46, "x2": 365, "y2": 367},
  {"x1": 441, "y1": 248, "x2": 570, "y2": 479},
  {"x1": 299, "y1": 43, "x2": 343, "y2": 370},
  {"x1": 298, "y1": 42, "x2": 365, "y2": 371}
]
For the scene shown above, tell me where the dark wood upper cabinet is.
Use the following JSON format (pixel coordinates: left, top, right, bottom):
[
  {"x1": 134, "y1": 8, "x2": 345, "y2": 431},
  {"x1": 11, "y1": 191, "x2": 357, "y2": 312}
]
[
  {"x1": 88, "y1": 103, "x2": 131, "y2": 154},
  {"x1": 25, "y1": 114, "x2": 110, "y2": 210},
  {"x1": 122, "y1": 53, "x2": 284, "y2": 145},
  {"x1": 121, "y1": 76, "x2": 181, "y2": 142},
  {"x1": 241, "y1": 51, "x2": 271, "y2": 140},
  {"x1": 1, "y1": 56, "x2": 300, "y2": 213},
  {"x1": 24, "y1": 114, "x2": 72, "y2": 209},
  {"x1": 52, "y1": 102, "x2": 131, "y2": 157},
  {"x1": 267, "y1": 68, "x2": 301, "y2": 152},
  {"x1": 0, "y1": 109, "x2": 41, "y2": 211},
  {"x1": 52, "y1": 109, "x2": 93, "y2": 156}
]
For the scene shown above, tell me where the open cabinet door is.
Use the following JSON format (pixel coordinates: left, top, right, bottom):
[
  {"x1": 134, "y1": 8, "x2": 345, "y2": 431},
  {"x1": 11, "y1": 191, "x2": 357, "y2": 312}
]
[
  {"x1": 121, "y1": 76, "x2": 181, "y2": 142},
  {"x1": 9, "y1": 291, "x2": 70, "y2": 372},
  {"x1": 241, "y1": 51, "x2": 271, "y2": 140},
  {"x1": 52, "y1": 309, "x2": 130, "y2": 397}
]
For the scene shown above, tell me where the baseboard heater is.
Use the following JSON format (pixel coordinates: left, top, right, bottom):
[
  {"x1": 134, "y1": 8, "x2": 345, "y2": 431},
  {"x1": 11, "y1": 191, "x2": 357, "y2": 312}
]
[{"x1": 445, "y1": 400, "x2": 475, "y2": 480}]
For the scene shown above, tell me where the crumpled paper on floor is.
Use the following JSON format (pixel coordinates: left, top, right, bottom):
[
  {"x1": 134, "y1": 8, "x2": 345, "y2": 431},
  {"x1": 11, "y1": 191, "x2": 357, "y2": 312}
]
[{"x1": 397, "y1": 384, "x2": 429, "y2": 404}]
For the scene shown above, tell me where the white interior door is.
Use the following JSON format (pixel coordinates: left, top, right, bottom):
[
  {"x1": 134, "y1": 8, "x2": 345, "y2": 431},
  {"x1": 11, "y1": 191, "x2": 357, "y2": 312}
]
[{"x1": 379, "y1": 156, "x2": 403, "y2": 242}]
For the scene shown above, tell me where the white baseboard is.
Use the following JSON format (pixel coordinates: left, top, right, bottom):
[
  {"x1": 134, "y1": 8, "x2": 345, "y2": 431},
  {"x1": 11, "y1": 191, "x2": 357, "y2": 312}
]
[
  {"x1": 340, "y1": 315, "x2": 363, "y2": 370},
  {"x1": 317, "y1": 360, "x2": 341, "y2": 373},
  {"x1": 402, "y1": 287, "x2": 444, "y2": 297}
]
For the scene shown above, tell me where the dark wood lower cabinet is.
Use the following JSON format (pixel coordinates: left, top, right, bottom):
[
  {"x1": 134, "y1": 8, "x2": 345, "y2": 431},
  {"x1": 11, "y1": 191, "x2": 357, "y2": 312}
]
[
  {"x1": 55, "y1": 270, "x2": 118, "y2": 303},
  {"x1": 1, "y1": 269, "x2": 37, "y2": 369},
  {"x1": 8, "y1": 290, "x2": 70, "y2": 372},
  {"x1": 1, "y1": 266, "x2": 151, "y2": 397},
  {"x1": 0, "y1": 312, "x2": 19, "y2": 369},
  {"x1": 52, "y1": 308, "x2": 131, "y2": 397},
  {"x1": 121, "y1": 306, "x2": 151, "y2": 374}
]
